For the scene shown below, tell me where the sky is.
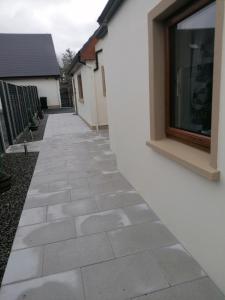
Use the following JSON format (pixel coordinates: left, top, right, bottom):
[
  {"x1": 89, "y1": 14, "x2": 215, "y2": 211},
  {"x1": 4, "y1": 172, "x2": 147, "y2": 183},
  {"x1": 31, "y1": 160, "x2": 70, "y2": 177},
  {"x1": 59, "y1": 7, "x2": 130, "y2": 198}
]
[{"x1": 0, "y1": 0, "x2": 108, "y2": 57}]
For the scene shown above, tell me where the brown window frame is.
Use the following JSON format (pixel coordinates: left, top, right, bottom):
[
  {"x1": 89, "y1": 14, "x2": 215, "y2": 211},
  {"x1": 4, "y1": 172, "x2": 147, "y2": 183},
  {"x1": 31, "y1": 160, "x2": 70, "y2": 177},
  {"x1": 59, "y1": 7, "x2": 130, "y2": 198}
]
[
  {"x1": 165, "y1": 0, "x2": 215, "y2": 151},
  {"x1": 77, "y1": 74, "x2": 84, "y2": 101}
]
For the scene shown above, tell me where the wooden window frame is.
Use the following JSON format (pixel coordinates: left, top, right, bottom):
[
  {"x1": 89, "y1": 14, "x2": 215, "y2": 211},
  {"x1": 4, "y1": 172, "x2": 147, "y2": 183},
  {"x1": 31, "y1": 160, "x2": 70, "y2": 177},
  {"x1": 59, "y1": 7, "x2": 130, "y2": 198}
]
[
  {"x1": 165, "y1": 0, "x2": 215, "y2": 151},
  {"x1": 77, "y1": 74, "x2": 84, "y2": 101}
]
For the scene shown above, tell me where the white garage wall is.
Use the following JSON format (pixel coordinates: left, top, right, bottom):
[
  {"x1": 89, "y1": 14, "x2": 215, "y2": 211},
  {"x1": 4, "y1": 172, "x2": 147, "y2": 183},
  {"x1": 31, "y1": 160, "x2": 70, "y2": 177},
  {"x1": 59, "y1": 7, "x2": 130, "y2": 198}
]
[
  {"x1": 103, "y1": 0, "x2": 225, "y2": 294},
  {"x1": 6, "y1": 77, "x2": 61, "y2": 108}
]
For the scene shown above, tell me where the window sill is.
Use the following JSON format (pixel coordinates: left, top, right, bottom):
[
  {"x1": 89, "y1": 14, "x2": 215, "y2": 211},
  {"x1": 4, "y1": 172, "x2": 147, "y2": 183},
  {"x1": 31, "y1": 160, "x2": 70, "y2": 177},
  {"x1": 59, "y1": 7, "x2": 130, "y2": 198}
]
[{"x1": 146, "y1": 139, "x2": 220, "y2": 181}]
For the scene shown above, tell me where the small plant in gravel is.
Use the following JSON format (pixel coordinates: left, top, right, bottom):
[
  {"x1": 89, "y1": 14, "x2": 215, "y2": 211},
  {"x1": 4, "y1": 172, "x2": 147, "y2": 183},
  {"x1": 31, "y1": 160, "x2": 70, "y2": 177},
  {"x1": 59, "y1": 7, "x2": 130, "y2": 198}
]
[
  {"x1": 37, "y1": 105, "x2": 44, "y2": 120},
  {"x1": 28, "y1": 109, "x2": 38, "y2": 131}
]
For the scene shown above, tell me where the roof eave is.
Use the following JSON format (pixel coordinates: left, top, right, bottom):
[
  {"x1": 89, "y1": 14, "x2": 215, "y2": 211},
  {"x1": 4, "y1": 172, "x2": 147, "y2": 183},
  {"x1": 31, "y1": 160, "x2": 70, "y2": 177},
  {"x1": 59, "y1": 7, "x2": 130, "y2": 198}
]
[{"x1": 97, "y1": 0, "x2": 125, "y2": 25}]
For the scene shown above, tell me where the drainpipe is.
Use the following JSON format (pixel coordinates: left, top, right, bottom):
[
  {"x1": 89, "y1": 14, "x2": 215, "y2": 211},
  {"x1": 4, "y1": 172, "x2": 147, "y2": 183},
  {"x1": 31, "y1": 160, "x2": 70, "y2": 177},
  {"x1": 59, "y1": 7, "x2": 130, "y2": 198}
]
[
  {"x1": 94, "y1": 49, "x2": 103, "y2": 72},
  {"x1": 93, "y1": 49, "x2": 103, "y2": 134}
]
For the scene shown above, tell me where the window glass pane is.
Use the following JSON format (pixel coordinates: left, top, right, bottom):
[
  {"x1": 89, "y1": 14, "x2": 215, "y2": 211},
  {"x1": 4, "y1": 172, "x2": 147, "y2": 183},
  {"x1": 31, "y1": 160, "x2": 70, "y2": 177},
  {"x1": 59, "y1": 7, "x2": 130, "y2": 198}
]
[{"x1": 170, "y1": 2, "x2": 216, "y2": 137}]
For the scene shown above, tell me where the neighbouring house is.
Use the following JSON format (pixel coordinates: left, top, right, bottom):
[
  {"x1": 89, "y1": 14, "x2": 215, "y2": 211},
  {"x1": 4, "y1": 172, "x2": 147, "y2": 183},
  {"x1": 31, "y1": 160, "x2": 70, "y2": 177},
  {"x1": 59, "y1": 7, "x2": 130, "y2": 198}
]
[
  {"x1": 0, "y1": 33, "x2": 61, "y2": 109},
  {"x1": 93, "y1": 0, "x2": 225, "y2": 295},
  {"x1": 68, "y1": 30, "x2": 108, "y2": 129}
]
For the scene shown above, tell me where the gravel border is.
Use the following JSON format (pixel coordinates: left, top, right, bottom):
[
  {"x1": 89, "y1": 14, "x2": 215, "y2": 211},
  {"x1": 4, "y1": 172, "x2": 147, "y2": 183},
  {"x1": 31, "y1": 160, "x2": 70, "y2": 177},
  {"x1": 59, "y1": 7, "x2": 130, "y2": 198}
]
[
  {"x1": 16, "y1": 113, "x2": 48, "y2": 144},
  {"x1": 0, "y1": 152, "x2": 38, "y2": 286}
]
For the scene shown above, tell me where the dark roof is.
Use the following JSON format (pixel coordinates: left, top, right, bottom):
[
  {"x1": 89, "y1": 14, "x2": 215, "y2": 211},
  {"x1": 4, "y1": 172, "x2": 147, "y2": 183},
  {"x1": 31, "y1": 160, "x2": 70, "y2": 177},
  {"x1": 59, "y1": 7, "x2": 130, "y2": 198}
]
[
  {"x1": 0, "y1": 34, "x2": 60, "y2": 78},
  {"x1": 97, "y1": 0, "x2": 125, "y2": 25}
]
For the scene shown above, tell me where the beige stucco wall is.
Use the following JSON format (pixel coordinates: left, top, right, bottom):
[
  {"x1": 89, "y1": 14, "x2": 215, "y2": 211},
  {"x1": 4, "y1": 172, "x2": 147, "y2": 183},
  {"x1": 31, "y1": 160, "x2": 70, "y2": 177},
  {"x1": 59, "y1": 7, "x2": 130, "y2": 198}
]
[
  {"x1": 73, "y1": 55, "x2": 108, "y2": 128},
  {"x1": 73, "y1": 61, "x2": 96, "y2": 127},
  {"x1": 103, "y1": 0, "x2": 225, "y2": 294},
  {"x1": 6, "y1": 77, "x2": 61, "y2": 108}
]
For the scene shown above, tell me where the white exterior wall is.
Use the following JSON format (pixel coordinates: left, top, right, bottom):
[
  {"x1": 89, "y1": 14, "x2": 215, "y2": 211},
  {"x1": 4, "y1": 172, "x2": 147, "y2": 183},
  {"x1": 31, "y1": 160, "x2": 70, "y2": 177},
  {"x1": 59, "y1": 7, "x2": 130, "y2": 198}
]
[
  {"x1": 73, "y1": 56, "x2": 108, "y2": 128},
  {"x1": 6, "y1": 77, "x2": 61, "y2": 108},
  {"x1": 73, "y1": 61, "x2": 96, "y2": 127},
  {"x1": 103, "y1": 0, "x2": 225, "y2": 294},
  {"x1": 95, "y1": 39, "x2": 108, "y2": 126}
]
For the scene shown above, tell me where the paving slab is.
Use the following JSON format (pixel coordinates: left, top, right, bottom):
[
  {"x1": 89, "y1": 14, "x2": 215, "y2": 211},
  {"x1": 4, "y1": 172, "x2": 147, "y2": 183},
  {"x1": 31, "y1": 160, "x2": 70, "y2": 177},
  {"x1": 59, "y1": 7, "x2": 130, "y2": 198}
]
[
  {"x1": 150, "y1": 244, "x2": 206, "y2": 285},
  {"x1": 47, "y1": 198, "x2": 99, "y2": 221},
  {"x1": 12, "y1": 219, "x2": 76, "y2": 250},
  {"x1": 82, "y1": 251, "x2": 169, "y2": 300},
  {"x1": 133, "y1": 277, "x2": 225, "y2": 300},
  {"x1": 95, "y1": 190, "x2": 146, "y2": 210},
  {"x1": 75, "y1": 208, "x2": 132, "y2": 236},
  {"x1": 2, "y1": 247, "x2": 43, "y2": 285},
  {"x1": 43, "y1": 233, "x2": 114, "y2": 275},
  {"x1": 19, "y1": 207, "x2": 46, "y2": 227},
  {"x1": 108, "y1": 221, "x2": 178, "y2": 257},
  {"x1": 24, "y1": 190, "x2": 71, "y2": 209},
  {"x1": 0, "y1": 270, "x2": 84, "y2": 300}
]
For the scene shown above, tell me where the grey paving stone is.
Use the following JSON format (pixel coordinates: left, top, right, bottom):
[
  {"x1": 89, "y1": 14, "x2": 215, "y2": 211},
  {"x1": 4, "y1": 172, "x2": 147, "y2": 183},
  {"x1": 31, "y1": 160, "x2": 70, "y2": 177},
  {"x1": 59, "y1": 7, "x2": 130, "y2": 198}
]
[
  {"x1": 12, "y1": 219, "x2": 76, "y2": 250},
  {"x1": 108, "y1": 221, "x2": 177, "y2": 257},
  {"x1": 27, "y1": 183, "x2": 49, "y2": 195},
  {"x1": 95, "y1": 190, "x2": 145, "y2": 210},
  {"x1": 66, "y1": 177, "x2": 89, "y2": 190},
  {"x1": 43, "y1": 233, "x2": 114, "y2": 275},
  {"x1": 47, "y1": 199, "x2": 99, "y2": 221},
  {"x1": 133, "y1": 277, "x2": 225, "y2": 300},
  {"x1": 0, "y1": 270, "x2": 85, "y2": 300},
  {"x1": 75, "y1": 209, "x2": 131, "y2": 236},
  {"x1": 31, "y1": 173, "x2": 68, "y2": 185},
  {"x1": 122, "y1": 203, "x2": 159, "y2": 224},
  {"x1": 82, "y1": 251, "x2": 169, "y2": 300},
  {"x1": 24, "y1": 190, "x2": 71, "y2": 209},
  {"x1": 19, "y1": 207, "x2": 46, "y2": 227},
  {"x1": 2, "y1": 247, "x2": 43, "y2": 285},
  {"x1": 91, "y1": 178, "x2": 134, "y2": 196},
  {"x1": 70, "y1": 188, "x2": 92, "y2": 201},
  {"x1": 87, "y1": 171, "x2": 124, "y2": 185},
  {"x1": 151, "y1": 244, "x2": 206, "y2": 285},
  {"x1": 48, "y1": 180, "x2": 72, "y2": 193}
]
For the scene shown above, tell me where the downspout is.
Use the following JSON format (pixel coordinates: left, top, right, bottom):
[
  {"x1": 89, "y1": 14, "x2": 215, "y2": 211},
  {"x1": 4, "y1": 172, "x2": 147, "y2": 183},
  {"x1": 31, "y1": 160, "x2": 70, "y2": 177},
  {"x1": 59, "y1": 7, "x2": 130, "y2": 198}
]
[
  {"x1": 92, "y1": 49, "x2": 103, "y2": 134},
  {"x1": 94, "y1": 49, "x2": 103, "y2": 72}
]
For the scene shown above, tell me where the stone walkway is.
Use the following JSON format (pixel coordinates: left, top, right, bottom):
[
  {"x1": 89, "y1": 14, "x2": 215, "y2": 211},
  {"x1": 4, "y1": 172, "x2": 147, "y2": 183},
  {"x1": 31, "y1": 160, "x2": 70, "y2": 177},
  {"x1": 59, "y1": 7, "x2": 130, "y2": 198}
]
[{"x1": 0, "y1": 114, "x2": 224, "y2": 300}]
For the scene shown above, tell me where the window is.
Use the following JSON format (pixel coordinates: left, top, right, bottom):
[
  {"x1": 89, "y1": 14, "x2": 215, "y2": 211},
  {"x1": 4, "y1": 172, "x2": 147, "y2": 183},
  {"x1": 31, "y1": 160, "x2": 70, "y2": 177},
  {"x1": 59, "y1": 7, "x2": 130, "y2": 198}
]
[
  {"x1": 101, "y1": 66, "x2": 107, "y2": 97},
  {"x1": 166, "y1": 1, "x2": 216, "y2": 150},
  {"x1": 77, "y1": 74, "x2": 84, "y2": 101},
  {"x1": 147, "y1": 0, "x2": 224, "y2": 180}
]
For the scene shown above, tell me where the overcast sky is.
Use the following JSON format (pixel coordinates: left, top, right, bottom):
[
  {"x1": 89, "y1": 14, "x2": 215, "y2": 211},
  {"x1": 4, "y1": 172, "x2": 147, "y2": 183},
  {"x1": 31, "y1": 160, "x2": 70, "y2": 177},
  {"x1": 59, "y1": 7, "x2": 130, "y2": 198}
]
[{"x1": 0, "y1": 0, "x2": 108, "y2": 57}]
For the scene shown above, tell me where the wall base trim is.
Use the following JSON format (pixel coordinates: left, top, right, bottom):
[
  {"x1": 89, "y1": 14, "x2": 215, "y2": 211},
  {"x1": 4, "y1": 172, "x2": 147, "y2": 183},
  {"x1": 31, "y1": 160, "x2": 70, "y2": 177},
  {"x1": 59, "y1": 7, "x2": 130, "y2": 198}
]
[{"x1": 78, "y1": 115, "x2": 108, "y2": 130}]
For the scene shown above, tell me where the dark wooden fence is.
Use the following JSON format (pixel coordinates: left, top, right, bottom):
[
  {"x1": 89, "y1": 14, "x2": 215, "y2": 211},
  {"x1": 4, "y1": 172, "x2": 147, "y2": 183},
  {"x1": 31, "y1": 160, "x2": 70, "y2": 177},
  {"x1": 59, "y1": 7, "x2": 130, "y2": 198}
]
[{"x1": 0, "y1": 81, "x2": 40, "y2": 153}]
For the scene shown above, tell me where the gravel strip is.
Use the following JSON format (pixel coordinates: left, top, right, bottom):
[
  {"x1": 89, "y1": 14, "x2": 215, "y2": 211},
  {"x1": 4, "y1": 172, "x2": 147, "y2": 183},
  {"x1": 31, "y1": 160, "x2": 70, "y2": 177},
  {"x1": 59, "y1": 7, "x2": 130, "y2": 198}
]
[
  {"x1": 0, "y1": 152, "x2": 38, "y2": 286},
  {"x1": 16, "y1": 113, "x2": 48, "y2": 144}
]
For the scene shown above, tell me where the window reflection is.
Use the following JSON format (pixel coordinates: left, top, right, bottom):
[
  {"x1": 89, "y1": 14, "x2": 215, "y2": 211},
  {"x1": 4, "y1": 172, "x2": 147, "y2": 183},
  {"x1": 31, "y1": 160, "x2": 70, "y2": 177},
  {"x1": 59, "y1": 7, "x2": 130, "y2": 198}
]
[{"x1": 170, "y1": 2, "x2": 216, "y2": 137}]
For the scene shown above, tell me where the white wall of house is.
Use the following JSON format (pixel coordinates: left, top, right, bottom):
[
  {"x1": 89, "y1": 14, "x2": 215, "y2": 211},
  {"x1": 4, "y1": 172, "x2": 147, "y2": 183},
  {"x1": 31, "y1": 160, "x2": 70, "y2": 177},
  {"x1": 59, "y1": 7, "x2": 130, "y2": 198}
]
[
  {"x1": 103, "y1": 0, "x2": 225, "y2": 294},
  {"x1": 95, "y1": 39, "x2": 108, "y2": 126},
  {"x1": 6, "y1": 77, "x2": 61, "y2": 108},
  {"x1": 73, "y1": 56, "x2": 108, "y2": 128},
  {"x1": 73, "y1": 61, "x2": 96, "y2": 127}
]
